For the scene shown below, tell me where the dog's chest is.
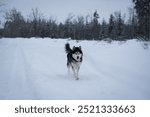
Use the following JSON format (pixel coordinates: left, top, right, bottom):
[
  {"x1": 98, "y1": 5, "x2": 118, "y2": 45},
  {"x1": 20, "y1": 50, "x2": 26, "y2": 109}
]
[{"x1": 71, "y1": 62, "x2": 81, "y2": 69}]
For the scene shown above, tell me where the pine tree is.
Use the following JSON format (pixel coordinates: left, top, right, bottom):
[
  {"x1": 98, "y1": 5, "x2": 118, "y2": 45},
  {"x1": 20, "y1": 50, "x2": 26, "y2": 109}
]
[
  {"x1": 133, "y1": 0, "x2": 150, "y2": 40},
  {"x1": 92, "y1": 10, "x2": 100, "y2": 39},
  {"x1": 117, "y1": 13, "x2": 123, "y2": 36},
  {"x1": 101, "y1": 19, "x2": 108, "y2": 39},
  {"x1": 108, "y1": 14, "x2": 115, "y2": 39},
  {"x1": 127, "y1": 7, "x2": 138, "y2": 38}
]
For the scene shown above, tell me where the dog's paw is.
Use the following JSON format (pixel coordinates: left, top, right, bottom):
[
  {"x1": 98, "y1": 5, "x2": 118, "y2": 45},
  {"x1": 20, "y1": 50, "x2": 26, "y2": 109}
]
[{"x1": 76, "y1": 77, "x2": 79, "y2": 80}]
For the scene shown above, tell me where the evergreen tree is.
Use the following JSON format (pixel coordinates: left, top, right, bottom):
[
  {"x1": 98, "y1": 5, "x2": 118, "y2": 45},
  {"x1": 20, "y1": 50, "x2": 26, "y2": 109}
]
[
  {"x1": 117, "y1": 12, "x2": 123, "y2": 36},
  {"x1": 100, "y1": 19, "x2": 108, "y2": 39},
  {"x1": 114, "y1": 12, "x2": 125, "y2": 39},
  {"x1": 133, "y1": 0, "x2": 150, "y2": 40},
  {"x1": 127, "y1": 7, "x2": 138, "y2": 38},
  {"x1": 92, "y1": 10, "x2": 100, "y2": 39},
  {"x1": 108, "y1": 14, "x2": 115, "y2": 39}
]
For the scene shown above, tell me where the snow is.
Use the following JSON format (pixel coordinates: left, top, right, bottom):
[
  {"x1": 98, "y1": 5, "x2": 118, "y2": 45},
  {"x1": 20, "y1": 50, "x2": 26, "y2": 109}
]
[{"x1": 0, "y1": 38, "x2": 150, "y2": 100}]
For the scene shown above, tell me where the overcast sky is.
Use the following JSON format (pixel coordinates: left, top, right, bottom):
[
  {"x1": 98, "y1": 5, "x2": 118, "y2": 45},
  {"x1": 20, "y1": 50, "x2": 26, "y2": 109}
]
[{"x1": 2, "y1": 0, "x2": 133, "y2": 23}]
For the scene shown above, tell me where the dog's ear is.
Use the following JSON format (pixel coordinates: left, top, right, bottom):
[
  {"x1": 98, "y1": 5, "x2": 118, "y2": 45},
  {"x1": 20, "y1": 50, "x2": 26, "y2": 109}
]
[{"x1": 79, "y1": 46, "x2": 81, "y2": 50}]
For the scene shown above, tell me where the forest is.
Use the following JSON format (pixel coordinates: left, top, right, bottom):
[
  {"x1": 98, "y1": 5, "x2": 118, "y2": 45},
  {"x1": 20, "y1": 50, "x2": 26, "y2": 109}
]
[{"x1": 0, "y1": 0, "x2": 150, "y2": 41}]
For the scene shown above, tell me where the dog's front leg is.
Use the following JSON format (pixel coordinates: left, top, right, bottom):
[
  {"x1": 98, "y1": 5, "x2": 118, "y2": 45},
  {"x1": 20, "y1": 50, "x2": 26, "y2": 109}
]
[
  {"x1": 67, "y1": 63, "x2": 71, "y2": 75},
  {"x1": 76, "y1": 66, "x2": 80, "y2": 80},
  {"x1": 72, "y1": 67, "x2": 79, "y2": 80}
]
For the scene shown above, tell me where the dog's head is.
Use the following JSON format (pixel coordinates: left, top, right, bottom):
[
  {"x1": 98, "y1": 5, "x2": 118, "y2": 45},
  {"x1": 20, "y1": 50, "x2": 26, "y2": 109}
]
[{"x1": 72, "y1": 46, "x2": 83, "y2": 62}]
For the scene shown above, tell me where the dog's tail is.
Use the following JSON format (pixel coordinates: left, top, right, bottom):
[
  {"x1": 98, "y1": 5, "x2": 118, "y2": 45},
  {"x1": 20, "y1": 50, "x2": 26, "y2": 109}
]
[{"x1": 65, "y1": 43, "x2": 72, "y2": 53}]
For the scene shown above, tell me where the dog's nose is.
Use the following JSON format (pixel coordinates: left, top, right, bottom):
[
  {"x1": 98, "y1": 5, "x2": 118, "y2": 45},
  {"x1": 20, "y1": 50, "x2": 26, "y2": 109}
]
[{"x1": 77, "y1": 56, "x2": 79, "y2": 59}]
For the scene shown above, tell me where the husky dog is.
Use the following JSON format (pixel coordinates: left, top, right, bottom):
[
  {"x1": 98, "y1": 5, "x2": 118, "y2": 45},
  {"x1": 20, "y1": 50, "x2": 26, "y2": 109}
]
[{"x1": 65, "y1": 43, "x2": 83, "y2": 80}]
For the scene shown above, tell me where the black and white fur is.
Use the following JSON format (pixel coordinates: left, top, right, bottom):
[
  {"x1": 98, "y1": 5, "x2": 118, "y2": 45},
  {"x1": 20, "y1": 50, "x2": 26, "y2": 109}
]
[{"x1": 65, "y1": 43, "x2": 83, "y2": 80}]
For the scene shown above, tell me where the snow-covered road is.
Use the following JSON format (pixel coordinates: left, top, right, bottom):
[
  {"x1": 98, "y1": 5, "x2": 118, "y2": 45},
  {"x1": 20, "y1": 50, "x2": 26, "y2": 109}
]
[{"x1": 0, "y1": 38, "x2": 150, "y2": 99}]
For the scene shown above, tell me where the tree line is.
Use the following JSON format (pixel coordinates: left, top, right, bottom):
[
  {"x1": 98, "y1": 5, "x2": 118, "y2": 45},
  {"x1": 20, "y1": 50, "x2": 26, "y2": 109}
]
[{"x1": 0, "y1": 0, "x2": 150, "y2": 41}]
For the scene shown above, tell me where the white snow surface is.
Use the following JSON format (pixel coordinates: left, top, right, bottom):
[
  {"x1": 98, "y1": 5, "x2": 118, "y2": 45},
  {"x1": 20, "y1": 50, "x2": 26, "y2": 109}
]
[{"x1": 0, "y1": 38, "x2": 150, "y2": 100}]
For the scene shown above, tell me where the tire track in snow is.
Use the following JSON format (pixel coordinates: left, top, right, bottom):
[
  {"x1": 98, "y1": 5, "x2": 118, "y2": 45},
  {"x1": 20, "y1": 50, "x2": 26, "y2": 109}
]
[
  {"x1": 19, "y1": 46, "x2": 44, "y2": 99},
  {"x1": 7, "y1": 44, "x2": 39, "y2": 99}
]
